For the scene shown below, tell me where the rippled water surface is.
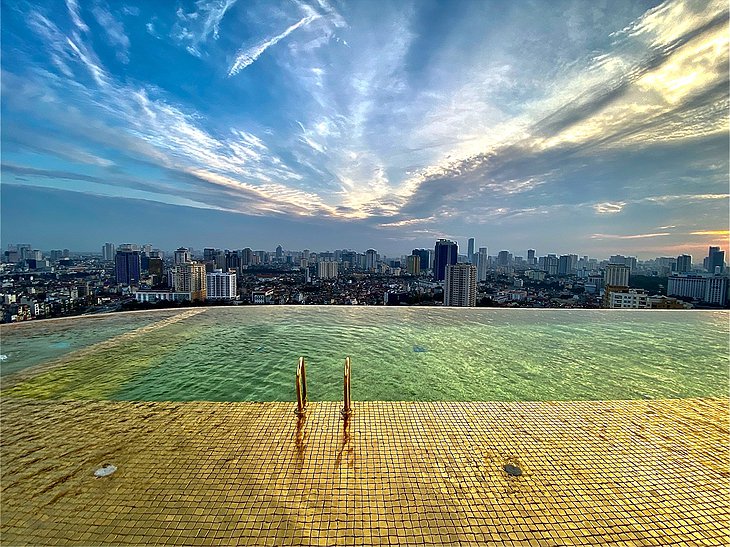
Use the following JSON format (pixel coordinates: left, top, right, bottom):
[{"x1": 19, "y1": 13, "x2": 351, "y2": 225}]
[{"x1": 2, "y1": 307, "x2": 727, "y2": 401}]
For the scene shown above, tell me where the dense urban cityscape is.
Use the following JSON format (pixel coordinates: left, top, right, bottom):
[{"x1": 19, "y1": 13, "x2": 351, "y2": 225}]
[{"x1": 2, "y1": 238, "x2": 727, "y2": 322}]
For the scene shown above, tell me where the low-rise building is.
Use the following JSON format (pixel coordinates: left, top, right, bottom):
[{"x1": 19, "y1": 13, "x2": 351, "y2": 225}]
[
  {"x1": 251, "y1": 289, "x2": 274, "y2": 304},
  {"x1": 135, "y1": 290, "x2": 191, "y2": 303},
  {"x1": 607, "y1": 289, "x2": 649, "y2": 309}
]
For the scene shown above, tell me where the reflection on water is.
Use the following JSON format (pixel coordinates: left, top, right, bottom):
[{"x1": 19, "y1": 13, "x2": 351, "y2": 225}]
[{"x1": 1, "y1": 307, "x2": 728, "y2": 402}]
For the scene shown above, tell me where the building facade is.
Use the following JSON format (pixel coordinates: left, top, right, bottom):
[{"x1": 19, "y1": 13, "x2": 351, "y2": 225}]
[
  {"x1": 405, "y1": 255, "x2": 421, "y2": 276},
  {"x1": 206, "y1": 269, "x2": 237, "y2": 299},
  {"x1": 115, "y1": 250, "x2": 141, "y2": 286},
  {"x1": 667, "y1": 274, "x2": 728, "y2": 305},
  {"x1": 175, "y1": 262, "x2": 207, "y2": 301},
  {"x1": 434, "y1": 239, "x2": 458, "y2": 281},
  {"x1": 607, "y1": 289, "x2": 649, "y2": 309},
  {"x1": 317, "y1": 261, "x2": 339, "y2": 279},
  {"x1": 134, "y1": 290, "x2": 191, "y2": 303},
  {"x1": 444, "y1": 263, "x2": 477, "y2": 307},
  {"x1": 604, "y1": 264, "x2": 630, "y2": 288}
]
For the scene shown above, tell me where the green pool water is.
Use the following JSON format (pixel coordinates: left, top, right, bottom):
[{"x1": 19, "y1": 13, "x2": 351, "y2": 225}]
[{"x1": 1, "y1": 307, "x2": 728, "y2": 402}]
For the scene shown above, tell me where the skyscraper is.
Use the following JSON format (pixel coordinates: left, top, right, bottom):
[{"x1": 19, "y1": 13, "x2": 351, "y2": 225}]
[
  {"x1": 705, "y1": 246, "x2": 725, "y2": 274},
  {"x1": 317, "y1": 260, "x2": 339, "y2": 279},
  {"x1": 474, "y1": 247, "x2": 489, "y2": 282},
  {"x1": 406, "y1": 255, "x2": 421, "y2": 276},
  {"x1": 115, "y1": 250, "x2": 141, "y2": 285},
  {"x1": 434, "y1": 239, "x2": 458, "y2": 281},
  {"x1": 411, "y1": 249, "x2": 430, "y2": 271},
  {"x1": 676, "y1": 254, "x2": 692, "y2": 273},
  {"x1": 444, "y1": 264, "x2": 477, "y2": 307},
  {"x1": 365, "y1": 249, "x2": 378, "y2": 272},
  {"x1": 102, "y1": 243, "x2": 116, "y2": 261},
  {"x1": 527, "y1": 249, "x2": 536, "y2": 265},
  {"x1": 467, "y1": 238, "x2": 475, "y2": 263}
]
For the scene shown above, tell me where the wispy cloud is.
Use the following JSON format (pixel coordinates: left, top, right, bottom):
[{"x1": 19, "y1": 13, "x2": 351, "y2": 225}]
[
  {"x1": 228, "y1": 14, "x2": 320, "y2": 76},
  {"x1": 593, "y1": 202, "x2": 626, "y2": 214},
  {"x1": 690, "y1": 230, "x2": 729, "y2": 236},
  {"x1": 173, "y1": 0, "x2": 238, "y2": 56},
  {"x1": 3, "y1": 0, "x2": 728, "y2": 255},
  {"x1": 91, "y1": 4, "x2": 131, "y2": 63},
  {"x1": 591, "y1": 232, "x2": 671, "y2": 240}
]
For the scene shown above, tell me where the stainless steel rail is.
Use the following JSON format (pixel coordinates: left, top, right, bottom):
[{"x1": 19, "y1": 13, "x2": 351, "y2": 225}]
[
  {"x1": 341, "y1": 356, "x2": 352, "y2": 418},
  {"x1": 295, "y1": 356, "x2": 308, "y2": 415}
]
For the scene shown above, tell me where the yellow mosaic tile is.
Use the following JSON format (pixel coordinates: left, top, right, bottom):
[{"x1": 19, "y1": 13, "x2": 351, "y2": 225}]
[{"x1": 1, "y1": 398, "x2": 728, "y2": 545}]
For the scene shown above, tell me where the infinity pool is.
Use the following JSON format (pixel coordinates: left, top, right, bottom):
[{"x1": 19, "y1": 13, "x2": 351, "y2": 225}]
[{"x1": 1, "y1": 307, "x2": 727, "y2": 401}]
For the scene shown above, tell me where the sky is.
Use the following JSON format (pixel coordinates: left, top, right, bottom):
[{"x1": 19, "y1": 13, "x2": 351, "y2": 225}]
[{"x1": 1, "y1": 0, "x2": 728, "y2": 258}]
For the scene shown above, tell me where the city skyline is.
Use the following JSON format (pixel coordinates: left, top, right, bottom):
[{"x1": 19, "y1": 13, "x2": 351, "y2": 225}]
[
  {"x1": 2, "y1": 0, "x2": 729, "y2": 257},
  {"x1": 6, "y1": 236, "x2": 726, "y2": 271}
]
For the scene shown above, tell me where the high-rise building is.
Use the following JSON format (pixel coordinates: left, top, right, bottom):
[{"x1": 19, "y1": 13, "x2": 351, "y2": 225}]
[
  {"x1": 527, "y1": 249, "x2": 536, "y2": 265},
  {"x1": 175, "y1": 262, "x2": 207, "y2": 301},
  {"x1": 365, "y1": 249, "x2": 378, "y2": 272},
  {"x1": 497, "y1": 251, "x2": 511, "y2": 267},
  {"x1": 467, "y1": 238, "x2": 475, "y2": 263},
  {"x1": 604, "y1": 264, "x2": 630, "y2": 288},
  {"x1": 204, "y1": 248, "x2": 216, "y2": 262},
  {"x1": 474, "y1": 247, "x2": 489, "y2": 282},
  {"x1": 406, "y1": 255, "x2": 421, "y2": 276},
  {"x1": 558, "y1": 254, "x2": 578, "y2": 275},
  {"x1": 174, "y1": 247, "x2": 191, "y2": 265},
  {"x1": 206, "y1": 269, "x2": 237, "y2": 299},
  {"x1": 705, "y1": 246, "x2": 725, "y2": 274},
  {"x1": 539, "y1": 255, "x2": 558, "y2": 276},
  {"x1": 317, "y1": 260, "x2": 339, "y2": 279},
  {"x1": 411, "y1": 249, "x2": 430, "y2": 271},
  {"x1": 241, "y1": 248, "x2": 253, "y2": 267},
  {"x1": 115, "y1": 250, "x2": 141, "y2": 285},
  {"x1": 148, "y1": 257, "x2": 164, "y2": 282},
  {"x1": 610, "y1": 254, "x2": 637, "y2": 272},
  {"x1": 17, "y1": 244, "x2": 32, "y2": 260},
  {"x1": 675, "y1": 254, "x2": 692, "y2": 273},
  {"x1": 434, "y1": 239, "x2": 458, "y2": 281},
  {"x1": 444, "y1": 264, "x2": 477, "y2": 307},
  {"x1": 102, "y1": 243, "x2": 116, "y2": 261},
  {"x1": 275, "y1": 245, "x2": 283, "y2": 260}
]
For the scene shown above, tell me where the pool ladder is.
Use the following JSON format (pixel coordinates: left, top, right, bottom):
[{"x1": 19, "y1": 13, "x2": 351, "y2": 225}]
[{"x1": 294, "y1": 356, "x2": 352, "y2": 417}]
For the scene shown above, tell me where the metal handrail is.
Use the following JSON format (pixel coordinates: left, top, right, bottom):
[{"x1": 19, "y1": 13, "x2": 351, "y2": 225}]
[
  {"x1": 341, "y1": 356, "x2": 352, "y2": 418},
  {"x1": 295, "y1": 356, "x2": 307, "y2": 415}
]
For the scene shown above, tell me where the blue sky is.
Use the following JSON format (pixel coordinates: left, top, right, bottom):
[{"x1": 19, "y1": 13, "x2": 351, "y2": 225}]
[{"x1": 1, "y1": 0, "x2": 728, "y2": 258}]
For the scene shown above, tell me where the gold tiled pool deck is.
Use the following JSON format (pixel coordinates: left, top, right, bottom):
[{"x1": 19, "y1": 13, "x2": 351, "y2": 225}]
[{"x1": 1, "y1": 397, "x2": 728, "y2": 546}]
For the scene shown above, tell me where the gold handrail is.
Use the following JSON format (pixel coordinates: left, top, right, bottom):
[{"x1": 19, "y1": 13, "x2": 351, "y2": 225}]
[
  {"x1": 341, "y1": 356, "x2": 352, "y2": 418},
  {"x1": 295, "y1": 356, "x2": 307, "y2": 415}
]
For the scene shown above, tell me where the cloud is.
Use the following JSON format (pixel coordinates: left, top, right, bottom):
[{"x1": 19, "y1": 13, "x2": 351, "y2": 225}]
[
  {"x1": 228, "y1": 14, "x2": 320, "y2": 76},
  {"x1": 172, "y1": 0, "x2": 238, "y2": 56},
  {"x1": 689, "y1": 230, "x2": 729, "y2": 236},
  {"x1": 91, "y1": 4, "x2": 131, "y2": 63},
  {"x1": 65, "y1": 0, "x2": 88, "y2": 33},
  {"x1": 593, "y1": 202, "x2": 626, "y2": 214},
  {"x1": 591, "y1": 232, "x2": 671, "y2": 240},
  {"x1": 3, "y1": 0, "x2": 728, "y2": 256}
]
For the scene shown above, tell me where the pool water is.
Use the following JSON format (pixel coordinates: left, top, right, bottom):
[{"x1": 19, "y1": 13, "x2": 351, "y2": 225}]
[{"x1": 1, "y1": 307, "x2": 727, "y2": 402}]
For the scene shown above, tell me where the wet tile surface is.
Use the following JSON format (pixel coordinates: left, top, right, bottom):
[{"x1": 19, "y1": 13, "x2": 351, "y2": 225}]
[{"x1": 1, "y1": 398, "x2": 728, "y2": 546}]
